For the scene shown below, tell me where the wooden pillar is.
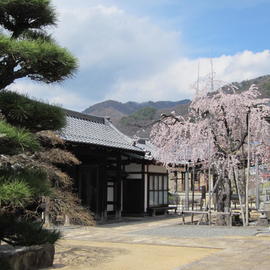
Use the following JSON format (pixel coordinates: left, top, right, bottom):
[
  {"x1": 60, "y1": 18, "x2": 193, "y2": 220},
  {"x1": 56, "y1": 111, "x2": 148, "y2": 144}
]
[
  {"x1": 116, "y1": 154, "x2": 122, "y2": 219},
  {"x1": 174, "y1": 171, "x2": 178, "y2": 193},
  {"x1": 101, "y1": 161, "x2": 107, "y2": 221}
]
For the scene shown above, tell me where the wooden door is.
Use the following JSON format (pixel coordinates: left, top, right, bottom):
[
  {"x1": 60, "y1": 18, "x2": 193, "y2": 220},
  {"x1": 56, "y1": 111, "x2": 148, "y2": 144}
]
[
  {"x1": 123, "y1": 179, "x2": 144, "y2": 214},
  {"x1": 79, "y1": 165, "x2": 98, "y2": 213}
]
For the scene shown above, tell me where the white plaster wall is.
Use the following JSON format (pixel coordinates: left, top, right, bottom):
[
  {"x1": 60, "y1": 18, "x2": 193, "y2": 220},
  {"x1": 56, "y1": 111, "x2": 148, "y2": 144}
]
[
  {"x1": 148, "y1": 164, "x2": 167, "y2": 174},
  {"x1": 126, "y1": 173, "x2": 142, "y2": 179},
  {"x1": 125, "y1": 163, "x2": 142, "y2": 172}
]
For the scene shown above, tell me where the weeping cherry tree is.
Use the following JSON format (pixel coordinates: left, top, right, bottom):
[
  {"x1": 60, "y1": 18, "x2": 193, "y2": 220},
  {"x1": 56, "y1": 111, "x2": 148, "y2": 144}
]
[{"x1": 151, "y1": 84, "x2": 270, "y2": 225}]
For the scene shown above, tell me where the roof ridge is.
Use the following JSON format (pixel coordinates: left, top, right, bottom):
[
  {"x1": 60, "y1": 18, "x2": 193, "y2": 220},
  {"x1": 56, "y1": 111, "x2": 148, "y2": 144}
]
[{"x1": 64, "y1": 109, "x2": 105, "y2": 124}]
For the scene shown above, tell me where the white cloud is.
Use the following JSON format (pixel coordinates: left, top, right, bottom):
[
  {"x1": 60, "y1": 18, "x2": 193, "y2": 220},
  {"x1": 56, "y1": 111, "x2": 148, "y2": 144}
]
[
  {"x1": 9, "y1": 81, "x2": 94, "y2": 111},
  {"x1": 12, "y1": 49, "x2": 269, "y2": 109},
  {"x1": 105, "y1": 50, "x2": 270, "y2": 102},
  {"x1": 6, "y1": 1, "x2": 270, "y2": 111},
  {"x1": 53, "y1": 1, "x2": 181, "y2": 72}
]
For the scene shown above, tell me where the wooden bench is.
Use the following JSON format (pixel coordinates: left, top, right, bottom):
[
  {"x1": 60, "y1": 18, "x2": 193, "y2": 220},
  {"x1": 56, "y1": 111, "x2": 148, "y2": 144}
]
[
  {"x1": 149, "y1": 206, "x2": 177, "y2": 216},
  {"x1": 180, "y1": 210, "x2": 241, "y2": 226}
]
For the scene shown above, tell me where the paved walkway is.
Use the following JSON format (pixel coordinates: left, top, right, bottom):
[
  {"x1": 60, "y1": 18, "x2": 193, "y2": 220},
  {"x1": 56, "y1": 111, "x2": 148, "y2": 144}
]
[{"x1": 48, "y1": 216, "x2": 270, "y2": 270}]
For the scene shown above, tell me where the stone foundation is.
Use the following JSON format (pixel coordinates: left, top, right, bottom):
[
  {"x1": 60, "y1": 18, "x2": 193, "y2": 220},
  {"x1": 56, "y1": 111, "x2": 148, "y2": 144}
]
[{"x1": 0, "y1": 244, "x2": 55, "y2": 270}]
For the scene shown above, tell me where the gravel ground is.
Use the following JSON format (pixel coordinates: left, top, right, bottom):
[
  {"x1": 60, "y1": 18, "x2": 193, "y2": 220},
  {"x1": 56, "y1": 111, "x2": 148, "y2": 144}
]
[{"x1": 129, "y1": 224, "x2": 265, "y2": 238}]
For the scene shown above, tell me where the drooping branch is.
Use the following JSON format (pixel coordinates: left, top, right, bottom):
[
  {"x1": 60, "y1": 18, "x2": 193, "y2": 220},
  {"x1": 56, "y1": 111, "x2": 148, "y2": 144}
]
[{"x1": 151, "y1": 85, "x2": 270, "y2": 172}]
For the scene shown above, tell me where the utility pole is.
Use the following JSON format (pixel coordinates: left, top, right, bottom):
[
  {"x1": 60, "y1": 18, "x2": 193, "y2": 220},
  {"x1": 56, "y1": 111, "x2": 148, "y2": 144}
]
[
  {"x1": 208, "y1": 138, "x2": 212, "y2": 225},
  {"x1": 196, "y1": 62, "x2": 200, "y2": 96},
  {"x1": 210, "y1": 58, "x2": 214, "y2": 92}
]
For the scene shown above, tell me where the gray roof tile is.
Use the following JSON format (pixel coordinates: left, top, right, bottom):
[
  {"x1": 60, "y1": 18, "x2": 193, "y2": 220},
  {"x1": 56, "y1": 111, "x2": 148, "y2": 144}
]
[{"x1": 59, "y1": 110, "x2": 143, "y2": 152}]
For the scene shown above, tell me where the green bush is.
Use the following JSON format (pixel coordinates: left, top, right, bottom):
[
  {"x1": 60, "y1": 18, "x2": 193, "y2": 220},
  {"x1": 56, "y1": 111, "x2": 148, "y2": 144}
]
[
  {"x1": 0, "y1": 120, "x2": 40, "y2": 154},
  {"x1": 0, "y1": 91, "x2": 66, "y2": 131},
  {"x1": 0, "y1": 215, "x2": 61, "y2": 246}
]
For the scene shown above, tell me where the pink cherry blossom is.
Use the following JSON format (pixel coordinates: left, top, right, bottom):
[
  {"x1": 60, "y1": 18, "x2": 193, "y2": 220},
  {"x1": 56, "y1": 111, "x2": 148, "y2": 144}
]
[{"x1": 151, "y1": 84, "x2": 270, "y2": 181}]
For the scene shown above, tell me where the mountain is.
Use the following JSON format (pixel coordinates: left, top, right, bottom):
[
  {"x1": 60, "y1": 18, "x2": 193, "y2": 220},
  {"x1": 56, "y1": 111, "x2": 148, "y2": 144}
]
[
  {"x1": 82, "y1": 75, "x2": 270, "y2": 137},
  {"x1": 83, "y1": 99, "x2": 190, "y2": 117},
  {"x1": 82, "y1": 99, "x2": 190, "y2": 135},
  {"x1": 116, "y1": 102, "x2": 191, "y2": 137},
  {"x1": 233, "y1": 75, "x2": 270, "y2": 97}
]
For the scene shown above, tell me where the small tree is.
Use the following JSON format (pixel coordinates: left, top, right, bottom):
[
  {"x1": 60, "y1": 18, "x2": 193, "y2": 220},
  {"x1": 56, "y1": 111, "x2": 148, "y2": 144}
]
[{"x1": 151, "y1": 84, "x2": 270, "y2": 225}]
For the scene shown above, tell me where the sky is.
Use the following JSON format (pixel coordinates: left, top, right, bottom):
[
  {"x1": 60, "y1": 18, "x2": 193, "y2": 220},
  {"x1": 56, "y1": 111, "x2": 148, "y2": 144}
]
[{"x1": 10, "y1": 0, "x2": 270, "y2": 111}]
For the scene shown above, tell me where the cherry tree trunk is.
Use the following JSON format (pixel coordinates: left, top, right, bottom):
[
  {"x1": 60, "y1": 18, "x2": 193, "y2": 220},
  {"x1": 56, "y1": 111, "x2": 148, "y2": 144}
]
[{"x1": 216, "y1": 175, "x2": 231, "y2": 226}]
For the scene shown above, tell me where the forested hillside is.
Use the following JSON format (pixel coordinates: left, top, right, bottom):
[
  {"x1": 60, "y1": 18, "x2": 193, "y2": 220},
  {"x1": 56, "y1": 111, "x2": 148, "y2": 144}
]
[{"x1": 83, "y1": 75, "x2": 270, "y2": 137}]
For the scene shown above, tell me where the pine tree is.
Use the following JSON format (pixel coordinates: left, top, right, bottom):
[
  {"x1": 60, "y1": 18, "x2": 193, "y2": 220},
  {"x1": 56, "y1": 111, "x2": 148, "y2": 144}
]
[
  {"x1": 0, "y1": 0, "x2": 77, "y2": 89},
  {"x1": 0, "y1": 0, "x2": 93, "y2": 246}
]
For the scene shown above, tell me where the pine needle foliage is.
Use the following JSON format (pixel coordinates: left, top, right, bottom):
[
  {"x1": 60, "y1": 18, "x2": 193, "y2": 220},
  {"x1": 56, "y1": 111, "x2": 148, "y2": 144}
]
[
  {"x1": 20, "y1": 29, "x2": 55, "y2": 43},
  {"x1": 0, "y1": 169, "x2": 51, "y2": 198},
  {"x1": 0, "y1": 91, "x2": 66, "y2": 131},
  {"x1": 0, "y1": 0, "x2": 77, "y2": 89},
  {"x1": 0, "y1": 120, "x2": 40, "y2": 154},
  {"x1": 0, "y1": 35, "x2": 77, "y2": 88},
  {"x1": 0, "y1": 0, "x2": 56, "y2": 38},
  {"x1": 0, "y1": 180, "x2": 32, "y2": 207},
  {"x1": 0, "y1": 214, "x2": 61, "y2": 246}
]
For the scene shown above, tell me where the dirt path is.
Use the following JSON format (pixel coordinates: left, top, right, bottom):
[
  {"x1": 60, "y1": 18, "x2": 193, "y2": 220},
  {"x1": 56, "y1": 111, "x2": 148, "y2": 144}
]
[
  {"x1": 46, "y1": 217, "x2": 270, "y2": 270},
  {"x1": 50, "y1": 240, "x2": 218, "y2": 270}
]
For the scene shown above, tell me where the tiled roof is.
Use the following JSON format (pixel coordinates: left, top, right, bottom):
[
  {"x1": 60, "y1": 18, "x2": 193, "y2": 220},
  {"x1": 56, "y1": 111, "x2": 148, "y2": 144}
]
[
  {"x1": 59, "y1": 110, "x2": 143, "y2": 152},
  {"x1": 134, "y1": 139, "x2": 156, "y2": 160}
]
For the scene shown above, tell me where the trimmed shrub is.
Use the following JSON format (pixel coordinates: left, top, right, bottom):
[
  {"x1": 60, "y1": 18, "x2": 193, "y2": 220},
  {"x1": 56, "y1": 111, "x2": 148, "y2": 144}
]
[
  {"x1": 0, "y1": 180, "x2": 32, "y2": 207},
  {"x1": 0, "y1": 169, "x2": 51, "y2": 201},
  {"x1": 0, "y1": 91, "x2": 66, "y2": 131},
  {"x1": 0, "y1": 120, "x2": 40, "y2": 154},
  {"x1": 0, "y1": 215, "x2": 61, "y2": 246}
]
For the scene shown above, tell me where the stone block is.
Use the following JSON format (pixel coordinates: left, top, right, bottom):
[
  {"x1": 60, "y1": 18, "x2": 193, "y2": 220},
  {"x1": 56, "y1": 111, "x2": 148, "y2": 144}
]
[{"x1": 0, "y1": 244, "x2": 55, "y2": 270}]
